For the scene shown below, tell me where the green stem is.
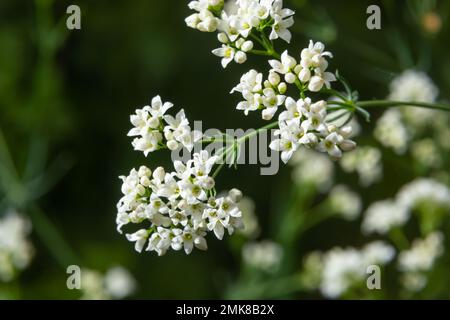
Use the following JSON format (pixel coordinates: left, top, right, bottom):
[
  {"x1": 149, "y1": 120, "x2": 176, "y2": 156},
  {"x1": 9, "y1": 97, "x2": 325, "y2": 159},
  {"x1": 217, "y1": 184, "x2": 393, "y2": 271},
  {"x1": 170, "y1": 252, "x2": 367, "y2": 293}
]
[
  {"x1": 357, "y1": 100, "x2": 450, "y2": 112},
  {"x1": 212, "y1": 121, "x2": 279, "y2": 178},
  {"x1": 29, "y1": 206, "x2": 81, "y2": 268}
]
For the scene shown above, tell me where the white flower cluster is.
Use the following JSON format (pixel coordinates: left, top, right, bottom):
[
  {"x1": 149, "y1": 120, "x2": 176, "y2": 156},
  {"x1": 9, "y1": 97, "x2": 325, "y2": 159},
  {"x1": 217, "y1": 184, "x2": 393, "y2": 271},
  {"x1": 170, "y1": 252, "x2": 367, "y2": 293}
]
[
  {"x1": 398, "y1": 232, "x2": 444, "y2": 292},
  {"x1": 230, "y1": 42, "x2": 352, "y2": 163},
  {"x1": 269, "y1": 44, "x2": 336, "y2": 92},
  {"x1": 290, "y1": 149, "x2": 334, "y2": 191},
  {"x1": 327, "y1": 185, "x2": 362, "y2": 221},
  {"x1": 116, "y1": 150, "x2": 244, "y2": 255},
  {"x1": 0, "y1": 210, "x2": 34, "y2": 282},
  {"x1": 362, "y1": 178, "x2": 450, "y2": 235},
  {"x1": 374, "y1": 109, "x2": 409, "y2": 155},
  {"x1": 340, "y1": 146, "x2": 382, "y2": 187},
  {"x1": 397, "y1": 178, "x2": 450, "y2": 211},
  {"x1": 81, "y1": 266, "x2": 136, "y2": 300},
  {"x1": 375, "y1": 70, "x2": 439, "y2": 154},
  {"x1": 128, "y1": 96, "x2": 202, "y2": 156},
  {"x1": 230, "y1": 69, "x2": 287, "y2": 119},
  {"x1": 186, "y1": 0, "x2": 295, "y2": 67},
  {"x1": 242, "y1": 240, "x2": 283, "y2": 272},
  {"x1": 388, "y1": 70, "x2": 439, "y2": 130},
  {"x1": 317, "y1": 241, "x2": 395, "y2": 298},
  {"x1": 362, "y1": 200, "x2": 410, "y2": 235}
]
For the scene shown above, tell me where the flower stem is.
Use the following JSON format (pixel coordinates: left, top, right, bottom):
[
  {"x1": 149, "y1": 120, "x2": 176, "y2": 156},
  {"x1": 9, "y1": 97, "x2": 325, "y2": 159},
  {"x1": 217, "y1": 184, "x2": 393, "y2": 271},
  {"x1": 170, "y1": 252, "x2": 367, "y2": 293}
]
[
  {"x1": 357, "y1": 100, "x2": 450, "y2": 112},
  {"x1": 212, "y1": 121, "x2": 279, "y2": 178}
]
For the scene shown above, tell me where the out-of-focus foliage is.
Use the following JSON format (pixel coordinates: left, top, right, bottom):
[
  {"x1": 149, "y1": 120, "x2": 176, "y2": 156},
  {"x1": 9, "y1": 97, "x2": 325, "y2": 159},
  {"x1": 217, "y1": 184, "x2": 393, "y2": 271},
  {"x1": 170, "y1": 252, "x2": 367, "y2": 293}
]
[{"x1": 0, "y1": 0, "x2": 449, "y2": 299}]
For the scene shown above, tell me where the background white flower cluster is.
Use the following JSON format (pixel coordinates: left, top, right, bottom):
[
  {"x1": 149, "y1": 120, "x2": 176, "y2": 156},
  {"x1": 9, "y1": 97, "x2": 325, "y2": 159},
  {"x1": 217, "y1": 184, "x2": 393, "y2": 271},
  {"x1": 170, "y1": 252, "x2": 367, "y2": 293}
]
[{"x1": 0, "y1": 210, "x2": 34, "y2": 282}]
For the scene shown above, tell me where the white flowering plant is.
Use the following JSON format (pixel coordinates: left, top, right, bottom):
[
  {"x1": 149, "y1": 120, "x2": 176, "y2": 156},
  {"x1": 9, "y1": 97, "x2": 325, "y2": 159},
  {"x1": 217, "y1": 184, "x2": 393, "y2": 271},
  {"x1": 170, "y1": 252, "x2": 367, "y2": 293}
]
[{"x1": 116, "y1": 0, "x2": 450, "y2": 257}]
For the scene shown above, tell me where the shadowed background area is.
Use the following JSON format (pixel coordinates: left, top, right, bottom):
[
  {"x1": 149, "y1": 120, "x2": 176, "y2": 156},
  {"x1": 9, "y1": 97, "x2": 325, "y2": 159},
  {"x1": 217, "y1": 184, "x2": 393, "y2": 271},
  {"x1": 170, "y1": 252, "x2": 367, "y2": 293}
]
[{"x1": 0, "y1": 0, "x2": 449, "y2": 299}]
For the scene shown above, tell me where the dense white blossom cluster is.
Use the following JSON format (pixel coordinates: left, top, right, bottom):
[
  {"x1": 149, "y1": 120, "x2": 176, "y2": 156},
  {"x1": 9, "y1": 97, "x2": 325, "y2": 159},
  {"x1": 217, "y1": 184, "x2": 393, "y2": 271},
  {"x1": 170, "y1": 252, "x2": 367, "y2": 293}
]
[
  {"x1": 186, "y1": 0, "x2": 295, "y2": 67},
  {"x1": 0, "y1": 210, "x2": 34, "y2": 282},
  {"x1": 117, "y1": 129, "x2": 244, "y2": 255},
  {"x1": 316, "y1": 241, "x2": 395, "y2": 298},
  {"x1": 128, "y1": 96, "x2": 202, "y2": 155},
  {"x1": 230, "y1": 40, "x2": 354, "y2": 163}
]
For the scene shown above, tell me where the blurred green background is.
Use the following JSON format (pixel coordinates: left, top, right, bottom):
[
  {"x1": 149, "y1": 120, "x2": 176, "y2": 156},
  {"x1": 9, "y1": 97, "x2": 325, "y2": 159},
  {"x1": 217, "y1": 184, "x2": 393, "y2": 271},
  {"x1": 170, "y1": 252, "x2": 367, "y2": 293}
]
[{"x1": 0, "y1": 0, "x2": 449, "y2": 299}]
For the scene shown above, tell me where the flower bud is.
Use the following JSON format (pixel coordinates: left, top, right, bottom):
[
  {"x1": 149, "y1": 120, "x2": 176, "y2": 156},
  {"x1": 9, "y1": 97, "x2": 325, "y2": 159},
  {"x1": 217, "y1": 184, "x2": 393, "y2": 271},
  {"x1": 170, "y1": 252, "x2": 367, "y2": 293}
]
[
  {"x1": 340, "y1": 139, "x2": 357, "y2": 151},
  {"x1": 148, "y1": 116, "x2": 160, "y2": 129},
  {"x1": 308, "y1": 75, "x2": 324, "y2": 92},
  {"x1": 185, "y1": 14, "x2": 200, "y2": 29},
  {"x1": 203, "y1": 177, "x2": 215, "y2": 190},
  {"x1": 167, "y1": 140, "x2": 179, "y2": 151},
  {"x1": 268, "y1": 71, "x2": 281, "y2": 86},
  {"x1": 217, "y1": 32, "x2": 228, "y2": 43},
  {"x1": 241, "y1": 40, "x2": 254, "y2": 52},
  {"x1": 298, "y1": 68, "x2": 311, "y2": 82},
  {"x1": 153, "y1": 167, "x2": 165, "y2": 181},
  {"x1": 262, "y1": 107, "x2": 277, "y2": 120},
  {"x1": 278, "y1": 82, "x2": 287, "y2": 94},
  {"x1": 285, "y1": 72, "x2": 296, "y2": 84},
  {"x1": 138, "y1": 166, "x2": 151, "y2": 177},
  {"x1": 140, "y1": 176, "x2": 151, "y2": 187},
  {"x1": 234, "y1": 51, "x2": 247, "y2": 64},
  {"x1": 228, "y1": 188, "x2": 243, "y2": 202},
  {"x1": 235, "y1": 38, "x2": 245, "y2": 49}
]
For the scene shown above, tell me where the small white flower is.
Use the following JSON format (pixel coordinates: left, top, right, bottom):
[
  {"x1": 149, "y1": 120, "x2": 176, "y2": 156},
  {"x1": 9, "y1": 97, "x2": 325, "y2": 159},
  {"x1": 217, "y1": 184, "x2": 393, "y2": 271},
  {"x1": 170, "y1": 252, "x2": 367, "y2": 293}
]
[
  {"x1": 269, "y1": 15, "x2": 294, "y2": 43},
  {"x1": 269, "y1": 51, "x2": 298, "y2": 83},
  {"x1": 212, "y1": 44, "x2": 236, "y2": 68},
  {"x1": 126, "y1": 229, "x2": 149, "y2": 253}
]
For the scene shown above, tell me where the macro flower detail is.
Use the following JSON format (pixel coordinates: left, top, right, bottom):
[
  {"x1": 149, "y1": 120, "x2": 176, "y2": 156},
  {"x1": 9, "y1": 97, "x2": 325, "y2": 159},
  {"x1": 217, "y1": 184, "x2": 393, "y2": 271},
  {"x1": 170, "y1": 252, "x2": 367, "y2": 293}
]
[{"x1": 117, "y1": 148, "x2": 244, "y2": 255}]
